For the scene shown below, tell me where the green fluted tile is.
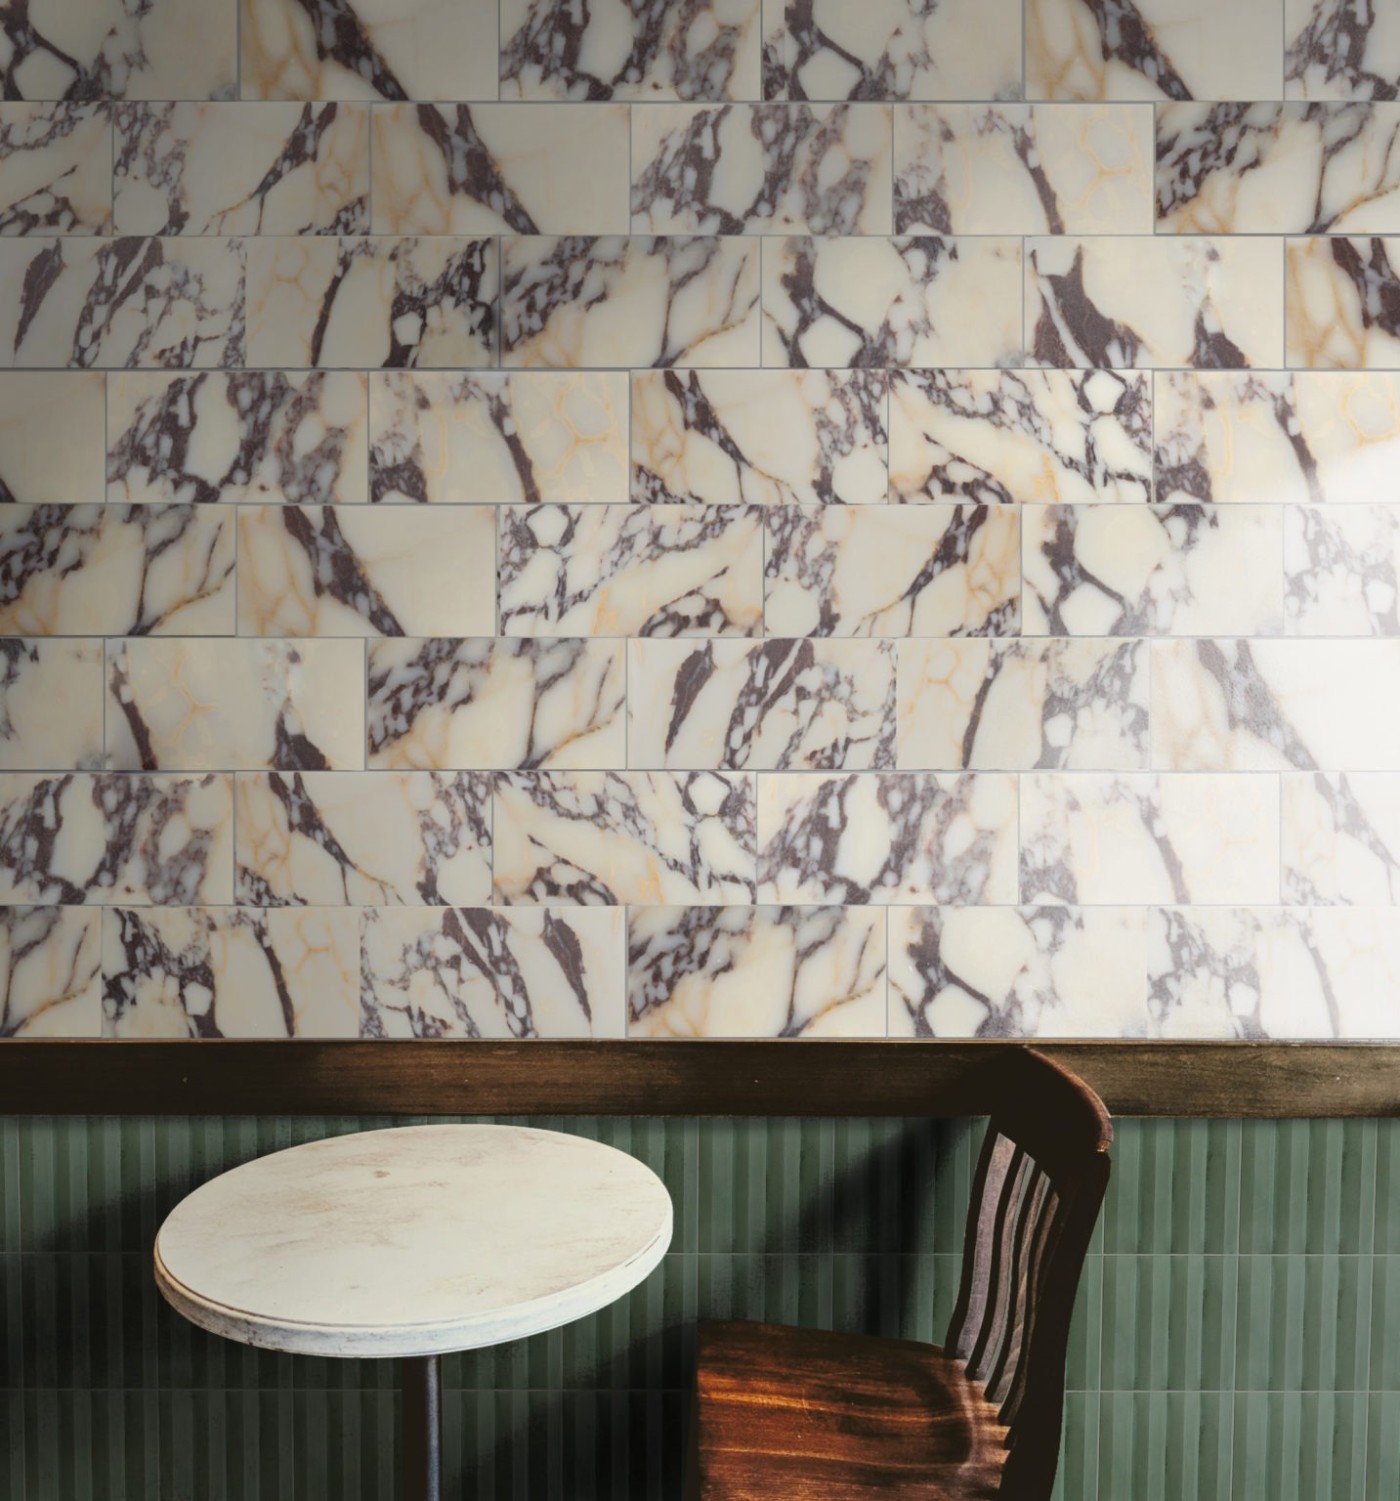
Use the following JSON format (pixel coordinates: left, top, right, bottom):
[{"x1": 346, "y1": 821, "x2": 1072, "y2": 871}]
[
  {"x1": 1051, "y1": 1391, "x2": 1097, "y2": 1501},
  {"x1": 1238, "y1": 1120, "x2": 1377, "y2": 1255},
  {"x1": 1065, "y1": 1253, "x2": 1102, "y2": 1394},
  {"x1": 2, "y1": 1120, "x2": 20, "y2": 1253},
  {"x1": 1101, "y1": 1255, "x2": 1236, "y2": 1393},
  {"x1": 21, "y1": 1390, "x2": 161, "y2": 1501},
  {"x1": 1235, "y1": 1256, "x2": 1372, "y2": 1392},
  {"x1": 1098, "y1": 1391, "x2": 1233, "y2": 1501},
  {"x1": 1, "y1": 1390, "x2": 22, "y2": 1501},
  {"x1": 1375, "y1": 1123, "x2": 1400, "y2": 1253},
  {"x1": 1370, "y1": 1394, "x2": 1400, "y2": 1495},
  {"x1": 20, "y1": 1254, "x2": 160, "y2": 1392},
  {"x1": 1103, "y1": 1120, "x2": 1240, "y2": 1255},
  {"x1": 2, "y1": 1254, "x2": 21, "y2": 1389},
  {"x1": 1371, "y1": 1258, "x2": 1400, "y2": 1390},
  {"x1": 1233, "y1": 1393, "x2": 1368, "y2": 1501}
]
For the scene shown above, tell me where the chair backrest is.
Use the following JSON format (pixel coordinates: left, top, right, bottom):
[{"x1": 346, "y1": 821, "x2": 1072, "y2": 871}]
[{"x1": 943, "y1": 1049, "x2": 1112, "y2": 1501}]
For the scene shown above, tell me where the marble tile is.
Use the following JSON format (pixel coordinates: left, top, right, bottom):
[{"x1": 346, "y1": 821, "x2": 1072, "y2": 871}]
[
  {"x1": 0, "y1": 503, "x2": 234, "y2": 636},
  {"x1": 0, "y1": 640, "x2": 104, "y2": 772},
  {"x1": 631, "y1": 369, "x2": 887, "y2": 507},
  {"x1": 113, "y1": 102, "x2": 369, "y2": 236},
  {"x1": 896, "y1": 639, "x2": 1149, "y2": 770},
  {"x1": 235, "y1": 770, "x2": 492, "y2": 906},
  {"x1": 1026, "y1": 0, "x2": 1282, "y2": 102},
  {"x1": 102, "y1": 906, "x2": 358, "y2": 1037},
  {"x1": 492, "y1": 770, "x2": 757, "y2": 905},
  {"x1": 1022, "y1": 504, "x2": 1284, "y2": 636},
  {"x1": 627, "y1": 905, "x2": 887, "y2": 1038},
  {"x1": 895, "y1": 103, "x2": 1152, "y2": 234},
  {"x1": 0, "y1": 772, "x2": 233, "y2": 905},
  {"x1": 107, "y1": 370, "x2": 369, "y2": 506},
  {"x1": 0, "y1": 907, "x2": 100, "y2": 1037},
  {"x1": 627, "y1": 639, "x2": 897, "y2": 770},
  {"x1": 246, "y1": 236, "x2": 497, "y2": 368},
  {"x1": 500, "y1": 0, "x2": 762, "y2": 102},
  {"x1": 367, "y1": 638, "x2": 626, "y2": 771},
  {"x1": 888, "y1": 368, "x2": 1151, "y2": 505},
  {"x1": 0, "y1": 0, "x2": 236, "y2": 101},
  {"x1": 761, "y1": 236, "x2": 1024, "y2": 368},
  {"x1": 0, "y1": 104, "x2": 111, "y2": 234},
  {"x1": 499, "y1": 503, "x2": 763, "y2": 638},
  {"x1": 372, "y1": 103, "x2": 629, "y2": 235},
  {"x1": 764, "y1": 504, "x2": 1020, "y2": 638},
  {"x1": 1285, "y1": 505, "x2": 1400, "y2": 635},
  {"x1": 1283, "y1": 772, "x2": 1400, "y2": 904},
  {"x1": 1285, "y1": 0, "x2": 1400, "y2": 101},
  {"x1": 1026, "y1": 237, "x2": 1284, "y2": 369},
  {"x1": 0, "y1": 237, "x2": 245, "y2": 368},
  {"x1": 1286, "y1": 235, "x2": 1400, "y2": 368},
  {"x1": 0, "y1": 372, "x2": 105, "y2": 503},
  {"x1": 500, "y1": 236, "x2": 760, "y2": 368},
  {"x1": 1020, "y1": 771, "x2": 1281, "y2": 904},
  {"x1": 762, "y1": 0, "x2": 1023, "y2": 102},
  {"x1": 1151, "y1": 638, "x2": 1400, "y2": 772},
  {"x1": 105, "y1": 638, "x2": 365, "y2": 772},
  {"x1": 241, "y1": 0, "x2": 498, "y2": 101},
  {"x1": 888, "y1": 906, "x2": 1148, "y2": 1037},
  {"x1": 631, "y1": 103, "x2": 893, "y2": 234},
  {"x1": 756, "y1": 771, "x2": 1018, "y2": 905},
  {"x1": 361, "y1": 906, "x2": 624, "y2": 1039},
  {"x1": 235, "y1": 505, "x2": 496, "y2": 637},
  {"x1": 1157, "y1": 103, "x2": 1400, "y2": 234},
  {"x1": 369, "y1": 371, "x2": 628, "y2": 506}
]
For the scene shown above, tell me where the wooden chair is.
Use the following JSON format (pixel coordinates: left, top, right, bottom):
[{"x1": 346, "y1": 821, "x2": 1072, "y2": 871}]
[{"x1": 684, "y1": 1048, "x2": 1112, "y2": 1501}]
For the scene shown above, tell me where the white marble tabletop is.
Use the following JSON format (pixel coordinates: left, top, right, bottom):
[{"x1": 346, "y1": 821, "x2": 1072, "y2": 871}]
[{"x1": 154, "y1": 1125, "x2": 673, "y2": 1359}]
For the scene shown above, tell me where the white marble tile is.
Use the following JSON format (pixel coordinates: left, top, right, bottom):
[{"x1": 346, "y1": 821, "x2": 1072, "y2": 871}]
[
  {"x1": 1286, "y1": 0, "x2": 1400, "y2": 101},
  {"x1": 0, "y1": 372, "x2": 105, "y2": 503},
  {"x1": 0, "y1": 640, "x2": 104, "y2": 772},
  {"x1": 628, "y1": 905, "x2": 887, "y2": 1037},
  {"x1": 1286, "y1": 235, "x2": 1400, "y2": 368},
  {"x1": 0, "y1": 103, "x2": 111, "y2": 234},
  {"x1": 1283, "y1": 772, "x2": 1400, "y2": 904},
  {"x1": 0, "y1": 907, "x2": 100, "y2": 1037},
  {"x1": 1285, "y1": 505, "x2": 1400, "y2": 635}
]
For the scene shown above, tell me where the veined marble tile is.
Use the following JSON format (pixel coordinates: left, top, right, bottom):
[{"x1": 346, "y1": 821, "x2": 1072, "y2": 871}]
[
  {"x1": 107, "y1": 370, "x2": 369, "y2": 506},
  {"x1": 0, "y1": 504, "x2": 234, "y2": 636},
  {"x1": 501, "y1": 0, "x2": 762, "y2": 101},
  {"x1": 492, "y1": 770, "x2": 757, "y2": 905},
  {"x1": 113, "y1": 102, "x2": 369, "y2": 236},
  {"x1": 631, "y1": 103, "x2": 893, "y2": 235},
  {"x1": 499, "y1": 503, "x2": 763, "y2": 638},
  {"x1": 372, "y1": 103, "x2": 629, "y2": 235},
  {"x1": 369, "y1": 371, "x2": 627, "y2": 507},
  {"x1": 1026, "y1": 0, "x2": 1282, "y2": 102},
  {"x1": 361, "y1": 906, "x2": 624, "y2": 1038},
  {"x1": 631, "y1": 369, "x2": 887, "y2": 507},
  {"x1": 102, "y1": 906, "x2": 358, "y2": 1038},
  {"x1": 0, "y1": 640, "x2": 104, "y2": 772},
  {"x1": 1027, "y1": 237, "x2": 1284, "y2": 369},
  {"x1": 895, "y1": 104, "x2": 1153, "y2": 234},
  {"x1": 236, "y1": 505, "x2": 495, "y2": 637},
  {"x1": 0, "y1": 104, "x2": 111, "y2": 234},
  {"x1": 764, "y1": 504, "x2": 1020, "y2": 638},
  {"x1": 888, "y1": 906, "x2": 1148, "y2": 1037},
  {"x1": 0, "y1": 907, "x2": 99, "y2": 1037},
  {"x1": 888, "y1": 369, "x2": 1151, "y2": 505},
  {"x1": 756, "y1": 771, "x2": 1018, "y2": 905},
  {"x1": 1157, "y1": 103, "x2": 1400, "y2": 234},
  {"x1": 627, "y1": 639, "x2": 897, "y2": 770},
  {"x1": 1151, "y1": 638, "x2": 1400, "y2": 771},
  {"x1": 761, "y1": 236, "x2": 1024, "y2": 368},
  {"x1": 1285, "y1": 505, "x2": 1400, "y2": 634},
  {"x1": 896, "y1": 639, "x2": 1149, "y2": 770},
  {"x1": 367, "y1": 638, "x2": 625, "y2": 771},
  {"x1": 628, "y1": 905, "x2": 887, "y2": 1038},
  {"x1": 235, "y1": 771, "x2": 491, "y2": 906},
  {"x1": 0, "y1": 0, "x2": 235, "y2": 101},
  {"x1": 1286, "y1": 0, "x2": 1400, "y2": 101},
  {"x1": 0, "y1": 372, "x2": 104, "y2": 503},
  {"x1": 762, "y1": 0, "x2": 1023, "y2": 101},
  {"x1": 500, "y1": 236, "x2": 760, "y2": 369},
  {"x1": 0, "y1": 237, "x2": 244, "y2": 368},
  {"x1": 1022, "y1": 504, "x2": 1284, "y2": 636},
  {"x1": 0, "y1": 772, "x2": 232, "y2": 905},
  {"x1": 1283, "y1": 772, "x2": 1400, "y2": 904},
  {"x1": 1020, "y1": 771, "x2": 1281, "y2": 904},
  {"x1": 105, "y1": 639, "x2": 365, "y2": 772},
  {"x1": 241, "y1": 0, "x2": 498, "y2": 101},
  {"x1": 246, "y1": 236, "x2": 497, "y2": 369},
  {"x1": 1286, "y1": 235, "x2": 1400, "y2": 368}
]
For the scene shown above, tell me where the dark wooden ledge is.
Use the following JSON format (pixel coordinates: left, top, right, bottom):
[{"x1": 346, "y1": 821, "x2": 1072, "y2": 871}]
[{"x1": 1, "y1": 1040, "x2": 1398, "y2": 1117}]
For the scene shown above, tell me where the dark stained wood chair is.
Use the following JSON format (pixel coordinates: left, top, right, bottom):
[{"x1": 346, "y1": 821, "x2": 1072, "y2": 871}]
[{"x1": 684, "y1": 1048, "x2": 1112, "y2": 1501}]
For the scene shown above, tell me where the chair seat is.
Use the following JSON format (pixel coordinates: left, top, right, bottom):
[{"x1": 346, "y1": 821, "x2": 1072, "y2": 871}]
[{"x1": 690, "y1": 1319, "x2": 1010, "y2": 1501}]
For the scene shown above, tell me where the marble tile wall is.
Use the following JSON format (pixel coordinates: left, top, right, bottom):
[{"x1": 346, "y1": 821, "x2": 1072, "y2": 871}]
[{"x1": 0, "y1": 0, "x2": 1397, "y2": 1042}]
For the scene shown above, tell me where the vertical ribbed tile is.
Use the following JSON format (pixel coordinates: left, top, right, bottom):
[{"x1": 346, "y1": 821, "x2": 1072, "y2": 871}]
[
  {"x1": 1238, "y1": 1119, "x2": 1377, "y2": 1255},
  {"x1": 1053, "y1": 1392, "x2": 1098, "y2": 1501},
  {"x1": 1104, "y1": 1120, "x2": 1242, "y2": 1255},
  {"x1": 1375, "y1": 1122, "x2": 1400, "y2": 1253},
  {"x1": 1371, "y1": 1395, "x2": 1400, "y2": 1497},
  {"x1": 1371, "y1": 1258, "x2": 1400, "y2": 1391},
  {"x1": 1099, "y1": 1393, "x2": 1234, "y2": 1501},
  {"x1": 1233, "y1": 1394, "x2": 1368, "y2": 1501},
  {"x1": 1236, "y1": 1257, "x2": 1372, "y2": 1392},
  {"x1": 1101, "y1": 1255, "x2": 1237, "y2": 1393}
]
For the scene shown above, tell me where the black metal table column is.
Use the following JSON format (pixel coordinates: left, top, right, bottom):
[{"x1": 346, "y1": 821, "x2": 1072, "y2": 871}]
[{"x1": 401, "y1": 1354, "x2": 443, "y2": 1501}]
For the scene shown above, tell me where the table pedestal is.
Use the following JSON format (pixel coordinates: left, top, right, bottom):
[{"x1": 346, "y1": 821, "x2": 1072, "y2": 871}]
[{"x1": 401, "y1": 1355, "x2": 442, "y2": 1501}]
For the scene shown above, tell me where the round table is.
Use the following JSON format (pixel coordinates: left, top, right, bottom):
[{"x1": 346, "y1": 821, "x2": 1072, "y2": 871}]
[{"x1": 154, "y1": 1124, "x2": 673, "y2": 1500}]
